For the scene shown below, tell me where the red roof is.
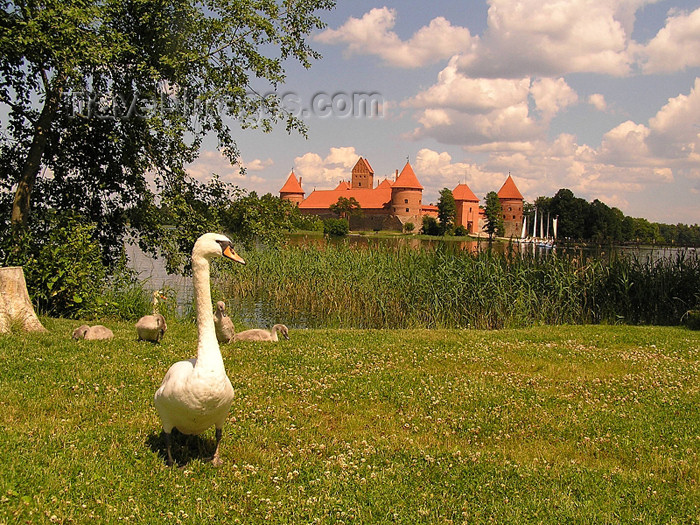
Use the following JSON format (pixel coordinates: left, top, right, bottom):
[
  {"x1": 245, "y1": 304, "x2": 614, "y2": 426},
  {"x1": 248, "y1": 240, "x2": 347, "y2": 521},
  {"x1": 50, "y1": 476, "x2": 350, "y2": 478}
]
[
  {"x1": 497, "y1": 175, "x2": 523, "y2": 200},
  {"x1": 393, "y1": 162, "x2": 423, "y2": 190},
  {"x1": 452, "y1": 183, "x2": 479, "y2": 202},
  {"x1": 300, "y1": 186, "x2": 393, "y2": 211},
  {"x1": 334, "y1": 180, "x2": 351, "y2": 190},
  {"x1": 279, "y1": 171, "x2": 304, "y2": 195},
  {"x1": 377, "y1": 178, "x2": 393, "y2": 189},
  {"x1": 353, "y1": 157, "x2": 374, "y2": 174}
]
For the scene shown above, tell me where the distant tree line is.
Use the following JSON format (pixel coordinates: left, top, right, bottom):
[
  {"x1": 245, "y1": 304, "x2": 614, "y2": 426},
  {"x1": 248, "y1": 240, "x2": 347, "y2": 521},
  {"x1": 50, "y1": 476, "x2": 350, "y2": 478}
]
[{"x1": 529, "y1": 189, "x2": 700, "y2": 246}]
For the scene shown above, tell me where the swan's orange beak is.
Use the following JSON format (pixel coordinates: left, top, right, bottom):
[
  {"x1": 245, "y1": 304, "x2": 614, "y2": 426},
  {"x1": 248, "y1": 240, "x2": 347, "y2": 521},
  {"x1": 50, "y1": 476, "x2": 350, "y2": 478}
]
[{"x1": 223, "y1": 245, "x2": 246, "y2": 265}]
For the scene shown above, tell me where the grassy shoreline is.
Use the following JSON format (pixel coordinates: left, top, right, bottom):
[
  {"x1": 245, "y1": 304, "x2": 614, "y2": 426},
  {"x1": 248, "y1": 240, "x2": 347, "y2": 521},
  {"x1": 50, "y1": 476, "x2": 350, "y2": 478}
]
[{"x1": 1, "y1": 320, "x2": 698, "y2": 523}]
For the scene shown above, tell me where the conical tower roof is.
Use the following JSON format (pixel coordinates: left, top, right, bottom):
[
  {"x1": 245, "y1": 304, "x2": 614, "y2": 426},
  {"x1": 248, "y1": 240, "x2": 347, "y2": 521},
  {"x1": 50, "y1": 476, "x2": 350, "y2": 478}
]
[
  {"x1": 497, "y1": 174, "x2": 523, "y2": 200},
  {"x1": 453, "y1": 183, "x2": 479, "y2": 202},
  {"x1": 279, "y1": 170, "x2": 304, "y2": 195},
  {"x1": 393, "y1": 162, "x2": 423, "y2": 190}
]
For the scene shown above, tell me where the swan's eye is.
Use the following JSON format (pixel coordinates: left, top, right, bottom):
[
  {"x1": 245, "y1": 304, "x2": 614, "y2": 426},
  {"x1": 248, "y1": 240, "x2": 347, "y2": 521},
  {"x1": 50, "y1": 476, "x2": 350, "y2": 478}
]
[{"x1": 215, "y1": 240, "x2": 230, "y2": 252}]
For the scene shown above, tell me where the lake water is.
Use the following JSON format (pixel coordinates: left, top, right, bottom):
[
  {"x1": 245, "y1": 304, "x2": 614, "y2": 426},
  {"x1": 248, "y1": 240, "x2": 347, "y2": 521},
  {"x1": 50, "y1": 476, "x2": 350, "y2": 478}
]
[{"x1": 125, "y1": 242, "x2": 194, "y2": 314}]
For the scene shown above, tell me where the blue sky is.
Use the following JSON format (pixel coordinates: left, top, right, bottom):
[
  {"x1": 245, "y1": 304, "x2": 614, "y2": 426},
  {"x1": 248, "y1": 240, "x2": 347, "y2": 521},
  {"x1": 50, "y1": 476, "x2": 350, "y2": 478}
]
[{"x1": 187, "y1": 0, "x2": 700, "y2": 224}]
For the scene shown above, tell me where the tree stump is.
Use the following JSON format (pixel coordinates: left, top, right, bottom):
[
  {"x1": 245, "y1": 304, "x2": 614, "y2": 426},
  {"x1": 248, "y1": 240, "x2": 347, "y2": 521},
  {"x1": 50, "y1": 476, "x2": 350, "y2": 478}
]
[{"x1": 0, "y1": 266, "x2": 47, "y2": 334}]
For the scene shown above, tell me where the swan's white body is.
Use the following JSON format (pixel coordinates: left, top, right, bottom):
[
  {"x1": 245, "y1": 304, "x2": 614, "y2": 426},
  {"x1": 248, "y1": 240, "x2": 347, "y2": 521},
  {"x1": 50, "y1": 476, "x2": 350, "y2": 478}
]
[
  {"x1": 72, "y1": 324, "x2": 114, "y2": 340},
  {"x1": 233, "y1": 324, "x2": 289, "y2": 342},
  {"x1": 136, "y1": 291, "x2": 167, "y2": 342},
  {"x1": 153, "y1": 233, "x2": 245, "y2": 465},
  {"x1": 214, "y1": 301, "x2": 235, "y2": 344}
]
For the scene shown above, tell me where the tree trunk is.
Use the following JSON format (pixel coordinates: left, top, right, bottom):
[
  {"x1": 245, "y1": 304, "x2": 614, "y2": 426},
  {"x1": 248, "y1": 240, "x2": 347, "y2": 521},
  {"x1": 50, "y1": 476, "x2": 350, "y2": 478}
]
[
  {"x1": 0, "y1": 267, "x2": 47, "y2": 333},
  {"x1": 10, "y1": 73, "x2": 64, "y2": 231}
]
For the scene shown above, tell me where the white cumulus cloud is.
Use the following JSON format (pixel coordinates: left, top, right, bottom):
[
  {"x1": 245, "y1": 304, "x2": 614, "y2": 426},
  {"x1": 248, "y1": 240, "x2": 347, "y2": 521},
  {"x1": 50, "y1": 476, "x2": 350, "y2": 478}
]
[
  {"x1": 639, "y1": 7, "x2": 700, "y2": 73},
  {"x1": 456, "y1": 0, "x2": 635, "y2": 77},
  {"x1": 293, "y1": 147, "x2": 361, "y2": 188},
  {"x1": 588, "y1": 93, "x2": 608, "y2": 112},
  {"x1": 315, "y1": 7, "x2": 475, "y2": 68},
  {"x1": 530, "y1": 77, "x2": 579, "y2": 121}
]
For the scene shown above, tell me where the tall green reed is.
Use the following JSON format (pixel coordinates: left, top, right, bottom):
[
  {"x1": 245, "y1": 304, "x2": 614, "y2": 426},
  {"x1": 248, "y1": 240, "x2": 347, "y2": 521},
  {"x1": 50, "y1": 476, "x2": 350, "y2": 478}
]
[{"x1": 217, "y1": 243, "x2": 700, "y2": 329}]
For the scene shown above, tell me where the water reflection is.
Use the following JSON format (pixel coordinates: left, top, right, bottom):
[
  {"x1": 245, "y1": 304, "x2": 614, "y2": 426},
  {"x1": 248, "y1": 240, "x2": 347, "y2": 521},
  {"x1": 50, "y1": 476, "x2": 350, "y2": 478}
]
[
  {"x1": 287, "y1": 233, "x2": 507, "y2": 254},
  {"x1": 286, "y1": 233, "x2": 695, "y2": 262}
]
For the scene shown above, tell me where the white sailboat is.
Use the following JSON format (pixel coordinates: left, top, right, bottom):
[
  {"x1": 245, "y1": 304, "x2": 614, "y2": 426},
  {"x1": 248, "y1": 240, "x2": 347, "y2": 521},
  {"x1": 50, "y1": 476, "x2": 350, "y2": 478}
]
[{"x1": 533, "y1": 207, "x2": 538, "y2": 240}]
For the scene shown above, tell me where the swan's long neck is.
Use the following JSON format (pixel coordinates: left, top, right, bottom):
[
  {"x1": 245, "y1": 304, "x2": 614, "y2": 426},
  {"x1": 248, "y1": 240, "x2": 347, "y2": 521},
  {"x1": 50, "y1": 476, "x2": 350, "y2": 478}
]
[{"x1": 192, "y1": 254, "x2": 224, "y2": 370}]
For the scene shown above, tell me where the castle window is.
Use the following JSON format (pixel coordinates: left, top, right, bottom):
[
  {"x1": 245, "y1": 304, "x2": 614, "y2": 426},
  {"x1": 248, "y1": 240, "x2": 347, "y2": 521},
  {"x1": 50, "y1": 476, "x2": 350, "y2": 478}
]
[
  {"x1": 358, "y1": 182, "x2": 362, "y2": 187},
  {"x1": 404, "y1": 199, "x2": 408, "y2": 204},
  {"x1": 406, "y1": 208, "x2": 409, "y2": 212},
  {"x1": 513, "y1": 215, "x2": 516, "y2": 219}
]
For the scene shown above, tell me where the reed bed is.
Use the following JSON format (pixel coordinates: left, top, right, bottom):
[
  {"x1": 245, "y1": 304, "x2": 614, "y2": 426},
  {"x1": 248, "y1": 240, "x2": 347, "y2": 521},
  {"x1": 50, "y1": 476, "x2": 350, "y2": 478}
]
[{"x1": 217, "y1": 243, "x2": 700, "y2": 329}]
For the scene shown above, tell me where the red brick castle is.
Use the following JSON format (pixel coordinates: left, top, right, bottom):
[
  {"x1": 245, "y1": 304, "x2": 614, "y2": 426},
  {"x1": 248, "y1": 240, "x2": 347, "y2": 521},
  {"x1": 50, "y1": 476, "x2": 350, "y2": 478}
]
[{"x1": 280, "y1": 157, "x2": 524, "y2": 237}]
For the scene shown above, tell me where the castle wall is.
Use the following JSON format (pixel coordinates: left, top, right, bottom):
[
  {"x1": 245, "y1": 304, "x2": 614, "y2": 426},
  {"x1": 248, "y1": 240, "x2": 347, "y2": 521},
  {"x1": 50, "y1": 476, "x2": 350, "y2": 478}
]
[
  {"x1": 456, "y1": 201, "x2": 480, "y2": 233},
  {"x1": 350, "y1": 212, "x2": 401, "y2": 231},
  {"x1": 391, "y1": 188, "x2": 422, "y2": 220},
  {"x1": 280, "y1": 193, "x2": 304, "y2": 206},
  {"x1": 500, "y1": 198, "x2": 523, "y2": 238}
]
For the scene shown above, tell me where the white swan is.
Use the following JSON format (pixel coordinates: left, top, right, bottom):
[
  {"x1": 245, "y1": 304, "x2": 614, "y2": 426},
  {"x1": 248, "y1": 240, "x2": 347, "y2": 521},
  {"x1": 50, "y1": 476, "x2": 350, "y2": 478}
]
[
  {"x1": 72, "y1": 324, "x2": 114, "y2": 340},
  {"x1": 214, "y1": 301, "x2": 235, "y2": 344},
  {"x1": 153, "y1": 233, "x2": 245, "y2": 466},
  {"x1": 136, "y1": 291, "x2": 167, "y2": 342},
  {"x1": 233, "y1": 324, "x2": 289, "y2": 342}
]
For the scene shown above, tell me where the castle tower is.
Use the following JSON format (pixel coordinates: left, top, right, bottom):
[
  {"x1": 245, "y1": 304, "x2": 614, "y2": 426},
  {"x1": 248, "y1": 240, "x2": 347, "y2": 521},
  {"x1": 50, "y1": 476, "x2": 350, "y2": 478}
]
[
  {"x1": 351, "y1": 157, "x2": 374, "y2": 189},
  {"x1": 279, "y1": 170, "x2": 305, "y2": 206},
  {"x1": 497, "y1": 174, "x2": 524, "y2": 238},
  {"x1": 391, "y1": 161, "x2": 423, "y2": 222},
  {"x1": 453, "y1": 183, "x2": 480, "y2": 234}
]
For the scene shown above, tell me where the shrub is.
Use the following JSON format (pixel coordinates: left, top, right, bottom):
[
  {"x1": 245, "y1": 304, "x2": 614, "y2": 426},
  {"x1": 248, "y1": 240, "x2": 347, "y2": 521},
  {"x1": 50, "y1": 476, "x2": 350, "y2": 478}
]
[
  {"x1": 684, "y1": 310, "x2": 700, "y2": 330},
  {"x1": 323, "y1": 218, "x2": 349, "y2": 236},
  {"x1": 0, "y1": 212, "x2": 155, "y2": 320},
  {"x1": 404, "y1": 222, "x2": 415, "y2": 233},
  {"x1": 291, "y1": 213, "x2": 324, "y2": 232},
  {"x1": 454, "y1": 225, "x2": 468, "y2": 236},
  {"x1": 1, "y1": 214, "x2": 107, "y2": 318},
  {"x1": 421, "y1": 216, "x2": 440, "y2": 236}
]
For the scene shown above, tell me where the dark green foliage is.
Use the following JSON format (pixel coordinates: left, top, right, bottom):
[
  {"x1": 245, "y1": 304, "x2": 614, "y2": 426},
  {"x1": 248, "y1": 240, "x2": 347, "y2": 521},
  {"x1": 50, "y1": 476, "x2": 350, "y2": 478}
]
[
  {"x1": 292, "y1": 213, "x2": 324, "y2": 233},
  {"x1": 454, "y1": 225, "x2": 468, "y2": 236},
  {"x1": 685, "y1": 310, "x2": 700, "y2": 330},
  {"x1": 0, "y1": 210, "x2": 164, "y2": 319},
  {"x1": 0, "y1": 212, "x2": 118, "y2": 318},
  {"x1": 483, "y1": 191, "x2": 504, "y2": 239},
  {"x1": 323, "y1": 218, "x2": 349, "y2": 236},
  {"x1": 526, "y1": 188, "x2": 699, "y2": 245},
  {"x1": 421, "y1": 216, "x2": 440, "y2": 236},
  {"x1": 437, "y1": 188, "x2": 456, "y2": 234},
  {"x1": 221, "y1": 192, "x2": 297, "y2": 248},
  {"x1": 1, "y1": 0, "x2": 335, "y2": 268},
  {"x1": 403, "y1": 222, "x2": 415, "y2": 233},
  {"x1": 329, "y1": 196, "x2": 362, "y2": 219}
]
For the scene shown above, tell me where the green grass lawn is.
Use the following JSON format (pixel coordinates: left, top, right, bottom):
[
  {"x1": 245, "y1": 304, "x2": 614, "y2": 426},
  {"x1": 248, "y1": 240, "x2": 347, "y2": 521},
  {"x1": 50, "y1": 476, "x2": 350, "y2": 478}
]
[{"x1": 1, "y1": 320, "x2": 698, "y2": 523}]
